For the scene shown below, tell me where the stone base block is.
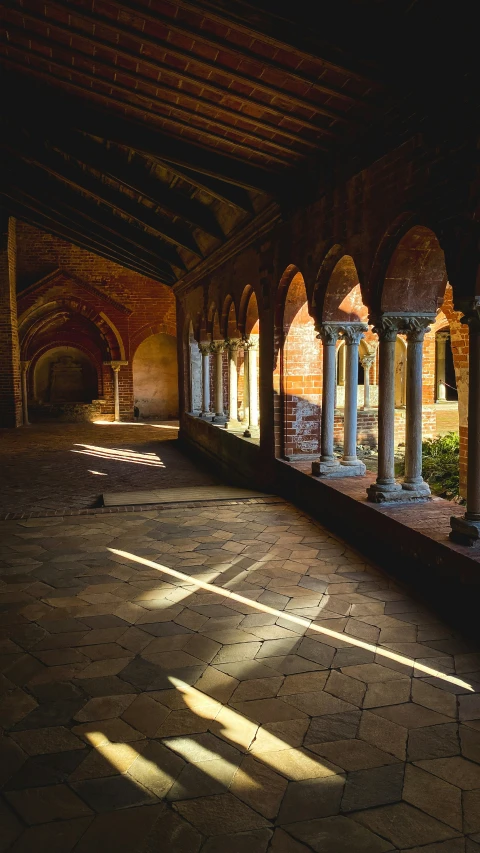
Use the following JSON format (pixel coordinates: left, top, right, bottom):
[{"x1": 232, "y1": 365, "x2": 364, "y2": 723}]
[
  {"x1": 213, "y1": 415, "x2": 227, "y2": 425},
  {"x1": 367, "y1": 482, "x2": 431, "y2": 503},
  {"x1": 312, "y1": 460, "x2": 365, "y2": 478},
  {"x1": 450, "y1": 515, "x2": 480, "y2": 546}
]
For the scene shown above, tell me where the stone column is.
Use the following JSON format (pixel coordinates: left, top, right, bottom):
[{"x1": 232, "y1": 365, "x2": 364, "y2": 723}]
[
  {"x1": 226, "y1": 339, "x2": 240, "y2": 428},
  {"x1": 312, "y1": 324, "x2": 341, "y2": 476},
  {"x1": 367, "y1": 318, "x2": 402, "y2": 501},
  {"x1": 361, "y1": 352, "x2": 375, "y2": 410},
  {"x1": 451, "y1": 308, "x2": 480, "y2": 543},
  {"x1": 106, "y1": 361, "x2": 128, "y2": 422},
  {"x1": 402, "y1": 316, "x2": 433, "y2": 497},
  {"x1": 20, "y1": 360, "x2": 31, "y2": 426},
  {"x1": 0, "y1": 215, "x2": 22, "y2": 428},
  {"x1": 340, "y1": 324, "x2": 367, "y2": 473},
  {"x1": 244, "y1": 337, "x2": 259, "y2": 437},
  {"x1": 211, "y1": 341, "x2": 226, "y2": 423},
  {"x1": 436, "y1": 330, "x2": 449, "y2": 401},
  {"x1": 199, "y1": 343, "x2": 213, "y2": 419}
]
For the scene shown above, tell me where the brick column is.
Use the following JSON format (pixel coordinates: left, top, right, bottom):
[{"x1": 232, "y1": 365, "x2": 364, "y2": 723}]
[
  {"x1": 451, "y1": 307, "x2": 480, "y2": 544},
  {"x1": 0, "y1": 216, "x2": 22, "y2": 428}
]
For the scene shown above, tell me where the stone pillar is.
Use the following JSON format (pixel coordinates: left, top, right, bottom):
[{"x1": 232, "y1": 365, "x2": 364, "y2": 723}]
[
  {"x1": 0, "y1": 215, "x2": 22, "y2": 428},
  {"x1": 211, "y1": 341, "x2": 226, "y2": 423},
  {"x1": 20, "y1": 360, "x2": 30, "y2": 426},
  {"x1": 361, "y1": 352, "x2": 375, "y2": 410},
  {"x1": 244, "y1": 337, "x2": 259, "y2": 437},
  {"x1": 340, "y1": 324, "x2": 367, "y2": 474},
  {"x1": 436, "y1": 330, "x2": 449, "y2": 401},
  {"x1": 312, "y1": 324, "x2": 341, "y2": 476},
  {"x1": 451, "y1": 308, "x2": 480, "y2": 544},
  {"x1": 367, "y1": 318, "x2": 402, "y2": 501},
  {"x1": 402, "y1": 316, "x2": 433, "y2": 497},
  {"x1": 106, "y1": 361, "x2": 128, "y2": 422},
  {"x1": 199, "y1": 343, "x2": 213, "y2": 419},
  {"x1": 226, "y1": 339, "x2": 240, "y2": 428}
]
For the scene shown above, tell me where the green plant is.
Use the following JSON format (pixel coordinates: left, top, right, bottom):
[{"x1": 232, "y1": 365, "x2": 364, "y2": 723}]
[
  {"x1": 394, "y1": 432, "x2": 460, "y2": 500},
  {"x1": 421, "y1": 432, "x2": 460, "y2": 499}
]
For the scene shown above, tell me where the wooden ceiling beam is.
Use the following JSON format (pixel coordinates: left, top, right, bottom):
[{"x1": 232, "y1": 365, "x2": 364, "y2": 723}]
[
  {"x1": 0, "y1": 68, "x2": 279, "y2": 194},
  {"x1": 175, "y1": 0, "x2": 381, "y2": 85},
  {"x1": 114, "y1": 0, "x2": 373, "y2": 107},
  {"x1": 0, "y1": 32, "x2": 292, "y2": 170},
  {"x1": 1, "y1": 135, "x2": 203, "y2": 256},
  {"x1": 1, "y1": 156, "x2": 182, "y2": 274},
  {"x1": 1, "y1": 194, "x2": 173, "y2": 283},
  {"x1": 161, "y1": 165, "x2": 255, "y2": 212},
  {"x1": 30, "y1": 1, "x2": 353, "y2": 128},
  {"x1": 4, "y1": 7, "x2": 327, "y2": 154},
  {"x1": 48, "y1": 130, "x2": 226, "y2": 238}
]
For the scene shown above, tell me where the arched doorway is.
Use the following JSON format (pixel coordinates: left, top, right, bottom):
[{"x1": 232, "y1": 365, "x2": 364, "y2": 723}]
[
  {"x1": 133, "y1": 333, "x2": 179, "y2": 420},
  {"x1": 34, "y1": 346, "x2": 98, "y2": 405}
]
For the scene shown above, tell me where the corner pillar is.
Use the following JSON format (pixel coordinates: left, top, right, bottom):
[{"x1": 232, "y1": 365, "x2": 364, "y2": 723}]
[
  {"x1": 0, "y1": 215, "x2": 22, "y2": 428},
  {"x1": 451, "y1": 308, "x2": 480, "y2": 544},
  {"x1": 20, "y1": 360, "x2": 31, "y2": 426}
]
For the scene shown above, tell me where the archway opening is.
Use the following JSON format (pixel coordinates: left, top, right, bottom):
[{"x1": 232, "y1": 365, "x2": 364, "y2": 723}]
[
  {"x1": 34, "y1": 346, "x2": 98, "y2": 405},
  {"x1": 281, "y1": 271, "x2": 321, "y2": 459},
  {"x1": 133, "y1": 333, "x2": 179, "y2": 420}
]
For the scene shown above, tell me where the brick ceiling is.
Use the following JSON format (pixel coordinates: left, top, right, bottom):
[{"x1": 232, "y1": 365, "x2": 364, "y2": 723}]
[{"x1": 0, "y1": 0, "x2": 462, "y2": 285}]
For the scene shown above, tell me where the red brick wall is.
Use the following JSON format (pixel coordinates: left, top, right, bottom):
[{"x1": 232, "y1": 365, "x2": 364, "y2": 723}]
[
  {"x1": 0, "y1": 217, "x2": 22, "y2": 428},
  {"x1": 14, "y1": 223, "x2": 177, "y2": 422}
]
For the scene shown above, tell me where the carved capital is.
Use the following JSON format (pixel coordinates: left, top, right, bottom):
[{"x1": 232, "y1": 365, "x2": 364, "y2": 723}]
[
  {"x1": 225, "y1": 338, "x2": 242, "y2": 353},
  {"x1": 242, "y1": 336, "x2": 258, "y2": 351},
  {"x1": 360, "y1": 354, "x2": 375, "y2": 369},
  {"x1": 436, "y1": 330, "x2": 450, "y2": 343},
  {"x1": 316, "y1": 323, "x2": 341, "y2": 346},
  {"x1": 341, "y1": 323, "x2": 368, "y2": 346},
  {"x1": 210, "y1": 341, "x2": 226, "y2": 354},
  {"x1": 105, "y1": 360, "x2": 128, "y2": 372},
  {"x1": 198, "y1": 343, "x2": 212, "y2": 356},
  {"x1": 403, "y1": 315, "x2": 435, "y2": 343}
]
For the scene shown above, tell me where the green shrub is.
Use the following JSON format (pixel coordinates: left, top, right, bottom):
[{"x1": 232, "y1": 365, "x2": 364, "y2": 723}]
[
  {"x1": 421, "y1": 432, "x2": 460, "y2": 500},
  {"x1": 394, "y1": 432, "x2": 460, "y2": 500}
]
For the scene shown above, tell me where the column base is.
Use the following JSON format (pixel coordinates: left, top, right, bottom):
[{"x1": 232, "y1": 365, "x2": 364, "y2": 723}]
[
  {"x1": 312, "y1": 459, "x2": 366, "y2": 478},
  {"x1": 367, "y1": 481, "x2": 430, "y2": 503},
  {"x1": 200, "y1": 412, "x2": 214, "y2": 421},
  {"x1": 449, "y1": 515, "x2": 480, "y2": 546},
  {"x1": 402, "y1": 480, "x2": 431, "y2": 497},
  {"x1": 224, "y1": 419, "x2": 242, "y2": 431},
  {"x1": 213, "y1": 414, "x2": 227, "y2": 424}
]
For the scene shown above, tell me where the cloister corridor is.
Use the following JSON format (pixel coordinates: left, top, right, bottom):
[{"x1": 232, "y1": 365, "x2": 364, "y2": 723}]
[{"x1": 0, "y1": 423, "x2": 480, "y2": 852}]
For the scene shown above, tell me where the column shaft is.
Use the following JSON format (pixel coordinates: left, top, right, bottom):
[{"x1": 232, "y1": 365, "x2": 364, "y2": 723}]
[
  {"x1": 0, "y1": 215, "x2": 22, "y2": 428},
  {"x1": 375, "y1": 332, "x2": 398, "y2": 486},
  {"x1": 342, "y1": 339, "x2": 360, "y2": 463},
  {"x1": 227, "y1": 341, "x2": 240, "y2": 425},
  {"x1": 248, "y1": 343, "x2": 259, "y2": 428},
  {"x1": 215, "y1": 347, "x2": 224, "y2": 417},
  {"x1": 312, "y1": 324, "x2": 340, "y2": 475},
  {"x1": 113, "y1": 369, "x2": 120, "y2": 422},
  {"x1": 403, "y1": 319, "x2": 431, "y2": 495},
  {"x1": 199, "y1": 345, "x2": 211, "y2": 417}
]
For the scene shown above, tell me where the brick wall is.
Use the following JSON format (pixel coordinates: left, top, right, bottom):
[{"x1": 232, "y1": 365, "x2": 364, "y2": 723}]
[
  {"x1": 0, "y1": 217, "x2": 22, "y2": 428},
  {"x1": 13, "y1": 223, "x2": 177, "y2": 423}
]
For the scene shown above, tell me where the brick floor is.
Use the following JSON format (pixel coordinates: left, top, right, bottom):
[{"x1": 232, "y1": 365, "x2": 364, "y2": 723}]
[
  {"x1": 0, "y1": 422, "x2": 218, "y2": 516},
  {"x1": 1, "y1": 491, "x2": 479, "y2": 851}
]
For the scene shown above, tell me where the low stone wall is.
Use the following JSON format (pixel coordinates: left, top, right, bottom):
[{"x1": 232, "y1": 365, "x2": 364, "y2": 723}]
[{"x1": 29, "y1": 400, "x2": 105, "y2": 423}]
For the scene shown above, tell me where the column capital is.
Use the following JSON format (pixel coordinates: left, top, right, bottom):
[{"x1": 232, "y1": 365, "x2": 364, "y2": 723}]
[
  {"x1": 210, "y1": 340, "x2": 226, "y2": 354},
  {"x1": 105, "y1": 360, "x2": 128, "y2": 372},
  {"x1": 360, "y1": 352, "x2": 375, "y2": 369},
  {"x1": 242, "y1": 337, "x2": 258, "y2": 351},
  {"x1": 436, "y1": 330, "x2": 450, "y2": 342},
  {"x1": 315, "y1": 323, "x2": 342, "y2": 345},
  {"x1": 403, "y1": 315, "x2": 435, "y2": 343},
  {"x1": 225, "y1": 338, "x2": 242, "y2": 352},
  {"x1": 198, "y1": 342, "x2": 212, "y2": 356},
  {"x1": 341, "y1": 323, "x2": 368, "y2": 346}
]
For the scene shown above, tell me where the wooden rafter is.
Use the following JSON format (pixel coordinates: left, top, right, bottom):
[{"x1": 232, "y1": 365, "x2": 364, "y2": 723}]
[{"x1": 3, "y1": 7, "x2": 327, "y2": 154}]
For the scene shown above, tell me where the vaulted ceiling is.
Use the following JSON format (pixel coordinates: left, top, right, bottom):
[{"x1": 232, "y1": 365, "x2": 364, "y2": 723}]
[{"x1": 0, "y1": 0, "x2": 467, "y2": 286}]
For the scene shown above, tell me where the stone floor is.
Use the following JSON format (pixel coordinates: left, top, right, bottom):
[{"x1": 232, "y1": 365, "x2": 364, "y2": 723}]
[
  {"x1": 0, "y1": 421, "x2": 218, "y2": 516},
  {"x1": 1, "y1": 492, "x2": 480, "y2": 852}
]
